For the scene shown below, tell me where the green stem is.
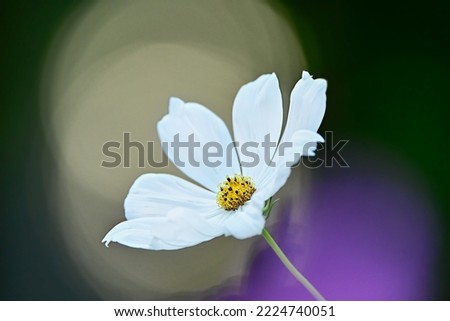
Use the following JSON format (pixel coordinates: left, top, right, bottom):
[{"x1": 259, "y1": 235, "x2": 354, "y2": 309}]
[{"x1": 262, "y1": 228, "x2": 326, "y2": 301}]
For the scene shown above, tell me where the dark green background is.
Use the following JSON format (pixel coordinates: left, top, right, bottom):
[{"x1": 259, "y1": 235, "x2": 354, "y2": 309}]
[{"x1": 1, "y1": 1, "x2": 449, "y2": 299}]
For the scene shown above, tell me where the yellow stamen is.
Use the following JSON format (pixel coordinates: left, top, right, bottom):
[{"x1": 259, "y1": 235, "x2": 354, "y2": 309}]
[{"x1": 216, "y1": 174, "x2": 256, "y2": 211}]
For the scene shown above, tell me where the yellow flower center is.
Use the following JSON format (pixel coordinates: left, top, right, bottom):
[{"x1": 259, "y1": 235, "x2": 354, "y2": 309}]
[{"x1": 216, "y1": 174, "x2": 256, "y2": 211}]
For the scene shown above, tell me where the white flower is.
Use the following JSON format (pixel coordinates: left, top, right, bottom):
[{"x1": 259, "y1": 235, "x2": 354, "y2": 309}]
[{"x1": 103, "y1": 71, "x2": 327, "y2": 250}]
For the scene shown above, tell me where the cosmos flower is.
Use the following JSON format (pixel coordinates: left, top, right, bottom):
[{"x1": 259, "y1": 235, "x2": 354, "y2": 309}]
[{"x1": 103, "y1": 71, "x2": 327, "y2": 250}]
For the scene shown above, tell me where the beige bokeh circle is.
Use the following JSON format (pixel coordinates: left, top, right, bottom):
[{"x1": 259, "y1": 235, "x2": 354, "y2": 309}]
[{"x1": 41, "y1": 0, "x2": 306, "y2": 299}]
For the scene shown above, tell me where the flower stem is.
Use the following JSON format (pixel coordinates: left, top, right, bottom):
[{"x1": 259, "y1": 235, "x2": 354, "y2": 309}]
[{"x1": 262, "y1": 228, "x2": 326, "y2": 301}]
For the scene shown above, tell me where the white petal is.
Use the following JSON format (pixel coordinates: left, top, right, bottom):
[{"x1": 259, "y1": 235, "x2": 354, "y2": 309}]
[
  {"x1": 232, "y1": 73, "x2": 283, "y2": 185},
  {"x1": 157, "y1": 97, "x2": 240, "y2": 192},
  {"x1": 282, "y1": 71, "x2": 327, "y2": 143},
  {"x1": 256, "y1": 130, "x2": 324, "y2": 200},
  {"x1": 102, "y1": 207, "x2": 224, "y2": 250},
  {"x1": 124, "y1": 173, "x2": 216, "y2": 220},
  {"x1": 282, "y1": 130, "x2": 324, "y2": 165},
  {"x1": 223, "y1": 192, "x2": 265, "y2": 239},
  {"x1": 254, "y1": 167, "x2": 292, "y2": 202},
  {"x1": 251, "y1": 71, "x2": 327, "y2": 200}
]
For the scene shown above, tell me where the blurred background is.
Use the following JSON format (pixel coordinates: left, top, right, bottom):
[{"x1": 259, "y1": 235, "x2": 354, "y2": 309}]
[{"x1": 1, "y1": 0, "x2": 449, "y2": 300}]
